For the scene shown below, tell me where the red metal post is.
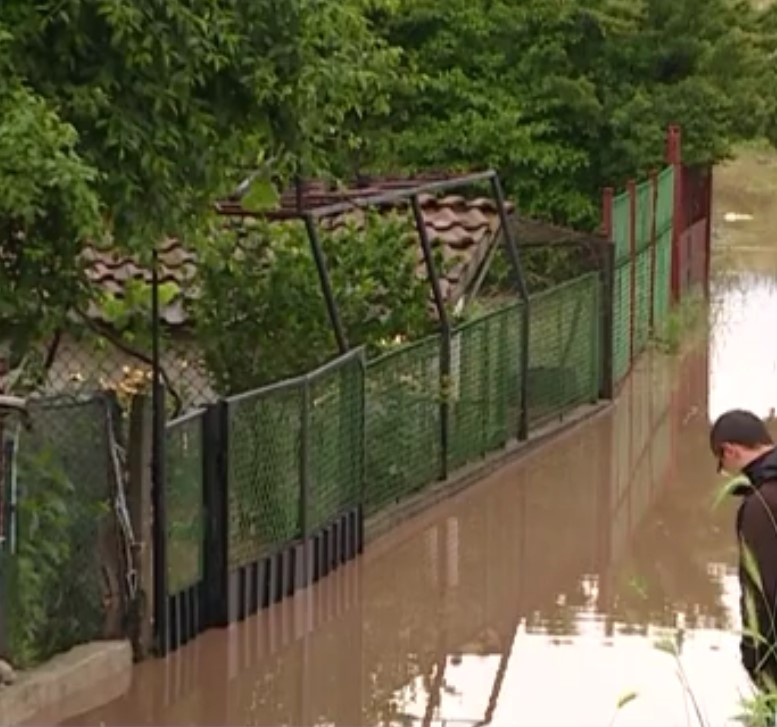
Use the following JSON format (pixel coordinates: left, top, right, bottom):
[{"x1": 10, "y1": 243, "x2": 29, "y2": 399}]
[
  {"x1": 649, "y1": 169, "x2": 658, "y2": 331},
  {"x1": 703, "y1": 166, "x2": 713, "y2": 299},
  {"x1": 666, "y1": 125, "x2": 683, "y2": 305},
  {"x1": 627, "y1": 179, "x2": 637, "y2": 366},
  {"x1": 602, "y1": 187, "x2": 614, "y2": 240}
]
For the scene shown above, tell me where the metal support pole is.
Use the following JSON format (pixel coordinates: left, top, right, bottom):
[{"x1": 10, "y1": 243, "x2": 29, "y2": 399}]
[
  {"x1": 627, "y1": 180, "x2": 637, "y2": 367},
  {"x1": 411, "y1": 194, "x2": 451, "y2": 481},
  {"x1": 667, "y1": 125, "x2": 683, "y2": 305},
  {"x1": 703, "y1": 166, "x2": 713, "y2": 300},
  {"x1": 151, "y1": 248, "x2": 169, "y2": 655},
  {"x1": 649, "y1": 169, "x2": 659, "y2": 332},
  {"x1": 489, "y1": 175, "x2": 530, "y2": 440},
  {"x1": 303, "y1": 215, "x2": 349, "y2": 354},
  {"x1": 203, "y1": 401, "x2": 229, "y2": 629}
]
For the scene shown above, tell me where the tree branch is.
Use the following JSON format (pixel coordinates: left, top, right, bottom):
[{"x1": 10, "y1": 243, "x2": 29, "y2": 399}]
[{"x1": 74, "y1": 310, "x2": 184, "y2": 415}]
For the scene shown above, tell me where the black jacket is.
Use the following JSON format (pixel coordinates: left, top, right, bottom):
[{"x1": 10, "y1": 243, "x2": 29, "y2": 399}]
[{"x1": 736, "y1": 446, "x2": 777, "y2": 689}]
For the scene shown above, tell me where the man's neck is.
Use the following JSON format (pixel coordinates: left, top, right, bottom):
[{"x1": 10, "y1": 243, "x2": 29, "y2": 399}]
[{"x1": 742, "y1": 444, "x2": 775, "y2": 470}]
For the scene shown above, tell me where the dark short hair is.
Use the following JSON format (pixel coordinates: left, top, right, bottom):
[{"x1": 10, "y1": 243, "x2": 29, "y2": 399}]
[{"x1": 710, "y1": 409, "x2": 773, "y2": 453}]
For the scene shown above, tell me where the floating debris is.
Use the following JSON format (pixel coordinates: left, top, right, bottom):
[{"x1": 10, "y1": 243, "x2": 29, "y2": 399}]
[{"x1": 723, "y1": 212, "x2": 754, "y2": 222}]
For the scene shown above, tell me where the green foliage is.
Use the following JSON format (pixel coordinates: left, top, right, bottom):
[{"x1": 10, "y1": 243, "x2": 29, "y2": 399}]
[
  {"x1": 193, "y1": 211, "x2": 435, "y2": 393},
  {"x1": 352, "y1": 0, "x2": 777, "y2": 227},
  {"x1": 97, "y1": 279, "x2": 179, "y2": 349},
  {"x1": 4, "y1": 0, "x2": 401, "y2": 246},
  {"x1": 0, "y1": 46, "x2": 101, "y2": 364},
  {"x1": 1, "y1": 0, "x2": 400, "y2": 369},
  {"x1": 652, "y1": 292, "x2": 708, "y2": 353},
  {"x1": 5, "y1": 442, "x2": 106, "y2": 667}
]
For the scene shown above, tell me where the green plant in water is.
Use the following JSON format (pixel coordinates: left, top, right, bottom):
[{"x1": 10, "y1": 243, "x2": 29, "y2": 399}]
[{"x1": 653, "y1": 292, "x2": 708, "y2": 354}]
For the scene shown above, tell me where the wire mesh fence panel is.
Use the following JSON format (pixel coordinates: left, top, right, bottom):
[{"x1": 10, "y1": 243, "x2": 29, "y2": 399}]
[
  {"x1": 166, "y1": 409, "x2": 205, "y2": 595},
  {"x1": 527, "y1": 273, "x2": 600, "y2": 427},
  {"x1": 364, "y1": 336, "x2": 441, "y2": 516},
  {"x1": 635, "y1": 180, "x2": 654, "y2": 249},
  {"x1": 656, "y1": 166, "x2": 675, "y2": 232},
  {"x1": 612, "y1": 191, "x2": 631, "y2": 264},
  {"x1": 633, "y1": 247, "x2": 652, "y2": 355},
  {"x1": 448, "y1": 303, "x2": 523, "y2": 470},
  {"x1": 2, "y1": 394, "x2": 115, "y2": 668},
  {"x1": 227, "y1": 381, "x2": 304, "y2": 568},
  {"x1": 653, "y1": 165, "x2": 675, "y2": 332},
  {"x1": 612, "y1": 260, "x2": 632, "y2": 385},
  {"x1": 307, "y1": 350, "x2": 364, "y2": 533}
]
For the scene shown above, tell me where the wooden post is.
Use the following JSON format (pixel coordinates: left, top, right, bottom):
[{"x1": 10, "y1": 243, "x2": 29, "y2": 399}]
[{"x1": 127, "y1": 395, "x2": 154, "y2": 660}]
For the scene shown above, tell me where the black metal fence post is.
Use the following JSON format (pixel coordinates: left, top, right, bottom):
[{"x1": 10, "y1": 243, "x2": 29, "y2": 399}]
[
  {"x1": 303, "y1": 214, "x2": 349, "y2": 355},
  {"x1": 489, "y1": 175, "x2": 531, "y2": 440},
  {"x1": 151, "y1": 248, "x2": 169, "y2": 656},
  {"x1": 411, "y1": 194, "x2": 451, "y2": 482},
  {"x1": 202, "y1": 401, "x2": 230, "y2": 628}
]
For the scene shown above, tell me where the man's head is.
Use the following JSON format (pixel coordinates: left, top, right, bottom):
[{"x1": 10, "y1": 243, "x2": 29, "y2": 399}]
[{"x1": 710, "y1": 409, "x2": 774, "y2": 474}]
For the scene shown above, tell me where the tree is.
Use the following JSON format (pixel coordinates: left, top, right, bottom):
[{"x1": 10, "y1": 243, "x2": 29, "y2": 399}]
[
  {"x1": 353, "y1": 0, "x2": 777, "y2": 228},
  {"x1": 4, "y1": 0, "x2": 401, "y2": 247},
  {"x1": 0, "y1": 25, "x2": 101, "y2": 375},
  {"x1": 0, "y1": 0, "x2": 401, "y2": 376}
]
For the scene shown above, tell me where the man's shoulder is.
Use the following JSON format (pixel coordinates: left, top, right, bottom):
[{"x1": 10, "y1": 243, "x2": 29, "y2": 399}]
[{"x1": 740, "y1": 484, "x2": 777, "y2": 528}]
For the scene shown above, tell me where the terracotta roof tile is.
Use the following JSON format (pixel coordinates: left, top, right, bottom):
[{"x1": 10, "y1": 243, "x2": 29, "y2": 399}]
[{"x1": 81, "y1": 174, "x2": 518, "y2": 327}]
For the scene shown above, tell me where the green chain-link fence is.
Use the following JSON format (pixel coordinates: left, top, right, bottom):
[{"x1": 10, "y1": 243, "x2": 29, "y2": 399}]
[
  {"x1": 633, "y1": 179, "x2": 654, "y2": 354},
  {"x1": 448, "y1": 303, "x2": 523, "y2": 469},
  {"x1": 1, "y1": 394, "x2": 116, "y2": 668},
  {"x1": 166, "y1": 409, "x2": 206, "y2": 595},
  {"x1": 307, "y1": 352, "x2": 364, "y2": 533},
  {"x1": 225, "y1": 350, "x2": 365, "y2": 567},
  {"x1": 654, "y1": 166, "x2": 675, "y2": 332},
  {"x1": 612, "y1": 191, "x2": 631, "y2": 264},
  {"x1": 227, "y1": 381, "x2": 304, "y2": 569},
  {"x1": 527, "y1": 273, "x2": 601, "y2": 427},
  {"x1": 608, "y1": 165, "x2": 676, "y2": 389},
  {"x1": 364, "y1": 335, "x2": 441, "y2": 516}
]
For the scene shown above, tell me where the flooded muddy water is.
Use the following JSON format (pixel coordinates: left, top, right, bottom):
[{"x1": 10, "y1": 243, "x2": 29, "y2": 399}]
[{"x1": 52, "y1": 152, "x2": 777, "y2": 727}]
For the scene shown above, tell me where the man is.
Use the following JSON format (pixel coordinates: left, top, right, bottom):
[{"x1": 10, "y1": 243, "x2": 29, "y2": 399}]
[{"x1": 711, "y1": 409, "x2": 777, "y2": 692}]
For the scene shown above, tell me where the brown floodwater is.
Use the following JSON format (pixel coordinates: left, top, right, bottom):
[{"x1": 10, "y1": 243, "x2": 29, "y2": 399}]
[{"x1": 48, "y1": 153, "x2": 777, "y2": 727}]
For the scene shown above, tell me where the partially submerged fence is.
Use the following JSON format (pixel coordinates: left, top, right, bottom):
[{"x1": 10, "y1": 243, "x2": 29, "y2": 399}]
[
  {"x1": 67, "y1": 343, "x2": 707, "y2": 727},
  {"x1": 603, "y1": 125, "x2": 711, "y2": 390},
  {"x1": 0, "y1": 126, "x2": 712, "y2": 666},
  {"x1": 157, "y1": 270, "x2": 604, "y2": 654}
]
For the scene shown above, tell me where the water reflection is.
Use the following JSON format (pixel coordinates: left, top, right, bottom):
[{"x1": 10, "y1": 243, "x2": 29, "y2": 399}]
[
  {"x1": 709, "y1": 270, "x2": 777, "y2": 422},
  {"x1": 57, "y1": 341, "x2": 751, "y2": 727}
]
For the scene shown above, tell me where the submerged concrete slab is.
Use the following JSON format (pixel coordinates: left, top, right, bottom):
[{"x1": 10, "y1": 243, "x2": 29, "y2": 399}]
[{"x1": 0, "y1": 640, "x2": 132, "y2": 726}]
